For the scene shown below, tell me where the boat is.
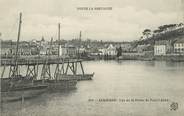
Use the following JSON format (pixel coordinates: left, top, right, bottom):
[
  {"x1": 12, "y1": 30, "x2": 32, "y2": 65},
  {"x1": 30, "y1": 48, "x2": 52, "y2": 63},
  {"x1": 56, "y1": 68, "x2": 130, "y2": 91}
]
[
  {"x1": 46, "y1": 79, "x2": 77, "y2": 90},
  {"x1": 0, "y1": 13, "x2": 48, "y2": 102},
  {"x1": 34, "y1": 23, "x2": 78, "y2": 91},
  {"x1": 0, "y1": 76, "x2": 48, "y2": 102},
  {"x1": 34, "y1": 78, "x2": 77, "y2": 91}
]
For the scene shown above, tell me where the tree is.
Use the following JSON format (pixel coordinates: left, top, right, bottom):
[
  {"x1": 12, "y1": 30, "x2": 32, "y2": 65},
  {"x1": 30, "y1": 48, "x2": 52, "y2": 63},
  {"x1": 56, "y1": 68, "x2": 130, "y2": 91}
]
[
  {"x1": 140, "y1": 36, "x2": 143, "y2": 40},
  {"x1": 178, "y1": 23, "x2": 184, "y2": 27},
  {"x1": 167, "y1": 24, "x2": 177, "y2": 31},
  {"x1": 158, "y1": 25, "x2": 168, "y2": 32},
  {"x1": 142, "y1": 29, "x2": 151, "y2": 39}
]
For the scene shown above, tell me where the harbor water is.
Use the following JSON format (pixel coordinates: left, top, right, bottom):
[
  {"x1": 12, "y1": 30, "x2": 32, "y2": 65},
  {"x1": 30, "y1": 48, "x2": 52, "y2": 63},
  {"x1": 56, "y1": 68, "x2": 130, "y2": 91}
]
[{"x1": 1, "y1": 60, "x2": 184, "y2": 116}]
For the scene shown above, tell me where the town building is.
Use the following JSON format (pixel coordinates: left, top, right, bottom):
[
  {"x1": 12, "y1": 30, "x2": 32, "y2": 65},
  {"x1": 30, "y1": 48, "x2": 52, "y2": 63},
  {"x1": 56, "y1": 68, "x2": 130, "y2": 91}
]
[
  {"x1": 1, "y1": 46, "x2": 12, "y2": 56},
  {"x1": 59, "y1": 45, "x2": 78, "y2": 58},
  {"x1": 120, "y1": 43, "x2": 132, "y2": 52},
  {"x1": 154, "y1": 40, "x2": 173, "y2": 56},
  {"x1": 174, "y1": 38, "x2": 184, "y2": 54},
  {"x1": 39, "y1": 46, "x2": 48, "y2": 55},
  {"x1": 154, "y1": 44, "x2": 166, "y2": 55},
  {"x1": 59, "y1": 45, "x2": 67, "y2": 56},
  {"x1": 107, "y1": 44, "x2": 117, "y2": 56},
  {"x1": 99, "y1": 44, "x2": 117, "y2": 56}
]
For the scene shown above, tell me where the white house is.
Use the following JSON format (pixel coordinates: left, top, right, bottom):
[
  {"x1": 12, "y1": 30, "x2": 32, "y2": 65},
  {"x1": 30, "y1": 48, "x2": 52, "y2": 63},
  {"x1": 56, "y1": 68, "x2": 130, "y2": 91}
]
[
  {"x1": 174, "y1": 39, "x2": 184, "y2": 53},
  {"x1": 59, "y1": 44, "x2": 77, "y2": 57},
  {"x1": 154, "y1": 45, "x2": 166, "y2": 56},
  {"x1": 98, "y1": 48, "x2": 106, "y2": 55},
  {"x1": 106, "y1": 44, "x2": 117, "y2": 56},
  {"x1": 154, "y1": 40, "x2": 172, "y2": 56},
  {"x1": 98, "y1": 44, "x2": 116, "y2": 56}
]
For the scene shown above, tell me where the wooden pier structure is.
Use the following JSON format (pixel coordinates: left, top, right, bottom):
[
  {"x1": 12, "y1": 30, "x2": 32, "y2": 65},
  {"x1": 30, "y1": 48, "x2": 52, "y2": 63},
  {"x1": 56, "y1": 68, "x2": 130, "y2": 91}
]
[
  {"x1": 1, "y1": 15, "x2": 93, "y2": 88},
  {"x1": 1, "y1": 58, "x2": 92, "y2": 80},
  {"x1": 1, "y1": 57, "x2": 84, "y2": 66}
]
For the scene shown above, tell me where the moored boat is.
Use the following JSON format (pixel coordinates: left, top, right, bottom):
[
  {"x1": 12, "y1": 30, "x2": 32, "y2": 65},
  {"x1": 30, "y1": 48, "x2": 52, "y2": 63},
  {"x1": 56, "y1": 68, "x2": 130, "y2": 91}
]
[
  {"x1": 34, "y1": 78, "x2": 77, "y2": 91},
  {"x1": 0, "y1": 77, "x2": 48, "y2": 102},
  {"x1": 0, "y1": 13, "x2": 48, "y2": 102}
]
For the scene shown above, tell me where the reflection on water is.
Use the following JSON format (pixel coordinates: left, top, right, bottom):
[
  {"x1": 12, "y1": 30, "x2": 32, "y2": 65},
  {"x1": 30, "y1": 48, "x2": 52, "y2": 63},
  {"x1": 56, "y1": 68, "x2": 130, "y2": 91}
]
[{"x1": 1, "y1": 61, "x2": 184, "y2": 116}]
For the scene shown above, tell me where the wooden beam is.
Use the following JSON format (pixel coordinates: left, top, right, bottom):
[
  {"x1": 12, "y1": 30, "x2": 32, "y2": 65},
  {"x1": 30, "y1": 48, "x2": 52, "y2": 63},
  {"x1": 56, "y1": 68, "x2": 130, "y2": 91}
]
[{"x1": 80, "y1": 61, "x2": 85, "y2": 75}]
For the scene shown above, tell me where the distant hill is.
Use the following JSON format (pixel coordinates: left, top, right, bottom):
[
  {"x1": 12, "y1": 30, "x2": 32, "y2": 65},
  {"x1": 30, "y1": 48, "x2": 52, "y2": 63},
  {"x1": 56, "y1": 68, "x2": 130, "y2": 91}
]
[{"x1": 135, "y1": 26, "x2": 184, "y2": 46}]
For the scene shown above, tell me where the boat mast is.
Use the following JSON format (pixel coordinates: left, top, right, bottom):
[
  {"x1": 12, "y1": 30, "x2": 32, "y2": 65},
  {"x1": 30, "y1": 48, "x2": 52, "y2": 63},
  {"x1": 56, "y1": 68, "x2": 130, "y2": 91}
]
[
  {"x1": 15, "y1": 12, "x2": 22, "y2": 60},
  {"x1": 58, "y1": 23, "x2": 60, "y2": 56},
  {"x1": 9, "y1": 12, "x2": 22, "y2": 77}
]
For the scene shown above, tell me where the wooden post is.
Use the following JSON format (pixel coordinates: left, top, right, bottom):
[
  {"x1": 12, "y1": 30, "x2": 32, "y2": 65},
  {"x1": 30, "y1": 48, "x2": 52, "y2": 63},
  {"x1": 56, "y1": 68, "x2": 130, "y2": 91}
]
[
  {"x1": 1, "y1": 64, "x2": 6, "y2": 78},
  {"x1": 54, "y1": 63, "x2": 61, "y2": 80},
  {"x1": 80, "y1": 61, "x2": 85, "y2": 76},
  {"x1": 65, "y1": 62, "x2": 69, "y2": 74},
  {"x1": 74, "y1": 61, "x2": 77, "y2": 75},
  {"x1": 26, "y1": 65, "x2": 29, "y2": 76},
  {"x1": 68, "y1": 63, "x2": 75, "y2": 74},
  {"x1": 61, "y1": 62, "x2": 65, "y2": 74}
]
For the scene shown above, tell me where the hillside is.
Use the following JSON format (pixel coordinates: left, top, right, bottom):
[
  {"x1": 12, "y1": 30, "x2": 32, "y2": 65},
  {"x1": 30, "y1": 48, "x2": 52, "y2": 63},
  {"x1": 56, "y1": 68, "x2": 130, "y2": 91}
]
[{"x1": 135, "y1": 25, "x2": 184, "y2": 46}]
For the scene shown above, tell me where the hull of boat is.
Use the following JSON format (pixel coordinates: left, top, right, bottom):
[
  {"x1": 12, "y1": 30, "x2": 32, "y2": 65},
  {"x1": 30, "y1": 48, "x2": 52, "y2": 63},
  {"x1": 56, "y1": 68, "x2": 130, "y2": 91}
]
[
  {"x1": 1, "y1": 77, "x2": 48, "y2": 102},
  {"x1": 61, "y1": 74, "x2": 94, "y2": 81},
  {"x1": 34, "y1": 79, "x2": 77, "y2": 91},
  {"x1": 1, "y1": 85, "x2": 48, "y2": 102},
  {"x1": 47, "y1": 80, "x2": 77, "y2": 90}
]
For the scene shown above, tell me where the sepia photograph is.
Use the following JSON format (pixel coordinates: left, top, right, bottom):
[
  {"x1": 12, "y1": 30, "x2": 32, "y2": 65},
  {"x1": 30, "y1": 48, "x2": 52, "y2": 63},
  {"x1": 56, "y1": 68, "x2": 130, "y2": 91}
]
[{"x1": 0, "y1": 0, "x2": 184, "y2": 116}]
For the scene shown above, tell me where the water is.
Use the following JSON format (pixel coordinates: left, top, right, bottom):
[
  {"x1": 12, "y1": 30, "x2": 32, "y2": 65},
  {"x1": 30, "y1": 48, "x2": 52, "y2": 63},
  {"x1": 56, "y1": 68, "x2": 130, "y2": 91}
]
[{"x1": 1, "y1": 60, "x2": 184, "y2": 116}]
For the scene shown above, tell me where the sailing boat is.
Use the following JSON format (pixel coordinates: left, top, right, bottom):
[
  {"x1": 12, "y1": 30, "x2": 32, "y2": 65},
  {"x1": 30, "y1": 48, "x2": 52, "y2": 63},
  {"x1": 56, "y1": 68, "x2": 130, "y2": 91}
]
[
  {"x1": 0, "y1": 13, "x2": 48, "y2": 102},
  {"x1": 34, "y1": 23, "x2": 77, "y2": 90},
  {"x1": 59, "y1": 31, "x2": 94, "y2": 81}
]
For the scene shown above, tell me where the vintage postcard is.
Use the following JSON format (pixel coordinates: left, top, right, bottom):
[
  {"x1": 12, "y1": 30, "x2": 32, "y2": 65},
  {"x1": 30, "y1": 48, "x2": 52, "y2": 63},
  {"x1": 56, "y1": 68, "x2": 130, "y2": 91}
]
[{"x1": 0, "y1": 0, "x2": 184, "y2": 116}]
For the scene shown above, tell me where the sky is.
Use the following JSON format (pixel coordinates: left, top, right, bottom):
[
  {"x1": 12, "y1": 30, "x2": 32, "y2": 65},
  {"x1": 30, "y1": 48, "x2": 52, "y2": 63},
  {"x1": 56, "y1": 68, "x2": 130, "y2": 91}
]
[{"x1": 0, "y1": 0, "x2": 184, "y2": 41}]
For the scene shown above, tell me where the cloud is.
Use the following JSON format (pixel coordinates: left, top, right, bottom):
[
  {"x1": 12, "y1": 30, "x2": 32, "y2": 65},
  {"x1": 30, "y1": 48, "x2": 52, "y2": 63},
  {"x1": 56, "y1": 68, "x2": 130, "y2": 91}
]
[{"x1": 0, "y1": 0, "x2": 183, "y2": 41}]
